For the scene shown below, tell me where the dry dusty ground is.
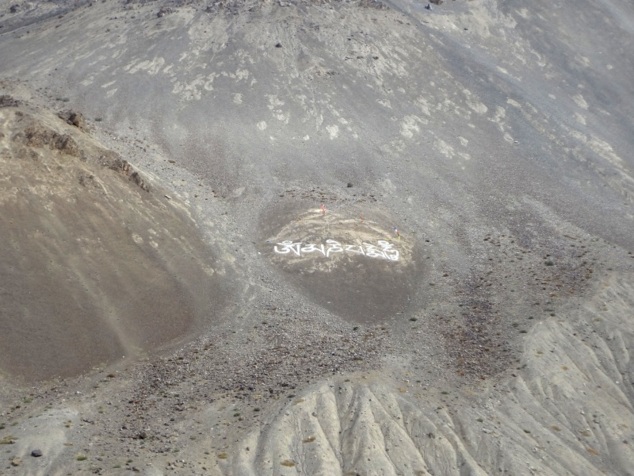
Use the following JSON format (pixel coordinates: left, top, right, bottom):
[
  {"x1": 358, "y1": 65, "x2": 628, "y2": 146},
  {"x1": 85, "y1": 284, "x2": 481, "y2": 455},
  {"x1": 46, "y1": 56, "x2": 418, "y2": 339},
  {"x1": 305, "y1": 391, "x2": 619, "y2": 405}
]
[
  {"x1": 0, "y1": 0, "x2": 634, "y2": 475},
  {"x1": 0, "y1": 101, "x2": 233, "y2": 382}
]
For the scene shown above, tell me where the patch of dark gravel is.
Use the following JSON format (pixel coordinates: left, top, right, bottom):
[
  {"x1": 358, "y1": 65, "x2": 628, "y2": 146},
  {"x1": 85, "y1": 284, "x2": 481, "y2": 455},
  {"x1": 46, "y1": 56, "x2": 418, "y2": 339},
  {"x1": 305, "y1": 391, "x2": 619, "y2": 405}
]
[{"x1": 98, "y1": 308, "x2": 389, "y2": 452}]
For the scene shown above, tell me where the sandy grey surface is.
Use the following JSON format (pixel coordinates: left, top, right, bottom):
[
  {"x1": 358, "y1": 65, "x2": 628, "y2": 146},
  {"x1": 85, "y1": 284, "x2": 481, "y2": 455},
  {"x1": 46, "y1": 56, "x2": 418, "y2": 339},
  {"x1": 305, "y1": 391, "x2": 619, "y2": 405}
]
[{"x1": 1, "y1": 0, "x2": 633, "y2": 474}]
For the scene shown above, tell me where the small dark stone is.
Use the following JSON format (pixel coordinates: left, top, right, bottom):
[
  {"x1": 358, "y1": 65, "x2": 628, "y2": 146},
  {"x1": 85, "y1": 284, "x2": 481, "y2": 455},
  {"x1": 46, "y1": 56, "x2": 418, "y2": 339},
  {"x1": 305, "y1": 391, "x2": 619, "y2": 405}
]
[
  {"x1": 31, "y1": 449, "x2": 43, "y2": 457},
  {"x1": 275, "y1": 42, "x2": 282, "y2": 48},
  {"x1": 347, "y1": 182, "x2": 353, "y2": 188},
  {"x1": 57, "y1": 109, "x2": 87, "y2": 130},
  {"x1": 157, "y1": 7, "x2": 172, "y2": 17},
  {"x1": 0, "y1": 95, "x2": 20, "y2": 108}
]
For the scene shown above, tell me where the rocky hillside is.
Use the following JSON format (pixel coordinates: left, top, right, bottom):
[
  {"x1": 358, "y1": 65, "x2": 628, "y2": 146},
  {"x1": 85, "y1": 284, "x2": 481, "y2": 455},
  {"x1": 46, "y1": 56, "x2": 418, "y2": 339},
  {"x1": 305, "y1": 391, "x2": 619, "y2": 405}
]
[
  {"x1": 0, "y1": 0, "x2": 633, "y2": 474},
  {"x1": 0, "y1": 98, "x2": 231, "y2": 382}
]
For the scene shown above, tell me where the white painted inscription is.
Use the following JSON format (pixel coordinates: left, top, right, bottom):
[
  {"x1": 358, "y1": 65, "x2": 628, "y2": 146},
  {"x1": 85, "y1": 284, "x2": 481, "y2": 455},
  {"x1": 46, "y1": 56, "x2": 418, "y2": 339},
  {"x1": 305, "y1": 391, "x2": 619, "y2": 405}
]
[{"x1": 274, "y1": 240, "x2": 399, "y2": 261}]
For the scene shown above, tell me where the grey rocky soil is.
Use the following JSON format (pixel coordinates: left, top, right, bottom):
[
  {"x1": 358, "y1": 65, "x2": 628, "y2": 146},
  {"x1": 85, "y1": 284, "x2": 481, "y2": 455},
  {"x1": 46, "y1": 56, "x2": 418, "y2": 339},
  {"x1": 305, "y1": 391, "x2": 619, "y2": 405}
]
[{"x1": 1, "y1": 0, "x2": 633, "y2": 474}]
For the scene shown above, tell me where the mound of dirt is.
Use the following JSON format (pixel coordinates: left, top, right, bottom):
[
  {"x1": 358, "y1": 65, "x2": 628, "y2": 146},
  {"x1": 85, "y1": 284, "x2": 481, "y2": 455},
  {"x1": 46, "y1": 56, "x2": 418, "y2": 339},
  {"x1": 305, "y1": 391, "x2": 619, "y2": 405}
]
[
  {"x1": 0, "y1": 103, "x2": 229, "y2": 382},
  {"x1": 261, "y1": 205, "x2": 421, "y2": 322}
]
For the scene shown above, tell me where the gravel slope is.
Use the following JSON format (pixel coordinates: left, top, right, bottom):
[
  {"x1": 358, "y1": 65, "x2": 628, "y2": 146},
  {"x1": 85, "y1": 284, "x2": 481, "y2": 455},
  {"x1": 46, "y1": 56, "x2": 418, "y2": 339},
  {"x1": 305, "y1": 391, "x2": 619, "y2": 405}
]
[{"x1": 1, "y1": 0, "x2": 633, "y2": 474}]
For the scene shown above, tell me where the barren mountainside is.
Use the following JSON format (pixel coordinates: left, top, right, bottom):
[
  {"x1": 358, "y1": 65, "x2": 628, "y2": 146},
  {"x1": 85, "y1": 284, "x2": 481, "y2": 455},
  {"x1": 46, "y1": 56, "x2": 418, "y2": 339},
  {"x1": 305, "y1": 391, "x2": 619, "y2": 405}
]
[{"x1": 0, "y1": 0, "x2": 633, "y2": 474}]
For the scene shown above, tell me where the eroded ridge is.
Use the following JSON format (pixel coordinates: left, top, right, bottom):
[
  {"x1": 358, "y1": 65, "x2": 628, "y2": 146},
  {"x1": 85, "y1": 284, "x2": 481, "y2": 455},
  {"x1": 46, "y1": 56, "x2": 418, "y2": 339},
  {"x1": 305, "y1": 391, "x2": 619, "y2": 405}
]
[
  {"x1": 224, "y1": 273, "x2": 634, "y2": 475},
  {"x1": 0, "y1": 103, "x2": 225, "y2": 381}
]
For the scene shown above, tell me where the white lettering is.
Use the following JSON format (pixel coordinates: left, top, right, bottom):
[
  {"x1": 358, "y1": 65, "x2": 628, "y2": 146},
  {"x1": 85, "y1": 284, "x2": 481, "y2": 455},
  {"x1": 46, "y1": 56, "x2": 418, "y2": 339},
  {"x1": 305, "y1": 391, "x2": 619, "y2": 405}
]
[
  {"x1": 273, "y1": 240, "x2": 302, "y2": 256},
  {"x1": 273, "y1": 240, "x2": 400, "y2": 261}
]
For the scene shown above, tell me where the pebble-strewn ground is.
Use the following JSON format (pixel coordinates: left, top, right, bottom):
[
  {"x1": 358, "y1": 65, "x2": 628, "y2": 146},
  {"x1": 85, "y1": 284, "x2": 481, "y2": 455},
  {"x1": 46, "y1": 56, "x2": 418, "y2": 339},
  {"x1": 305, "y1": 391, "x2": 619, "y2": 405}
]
[{"x1": 1, "y1": 0, "x2": 633, "y2": 474}]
